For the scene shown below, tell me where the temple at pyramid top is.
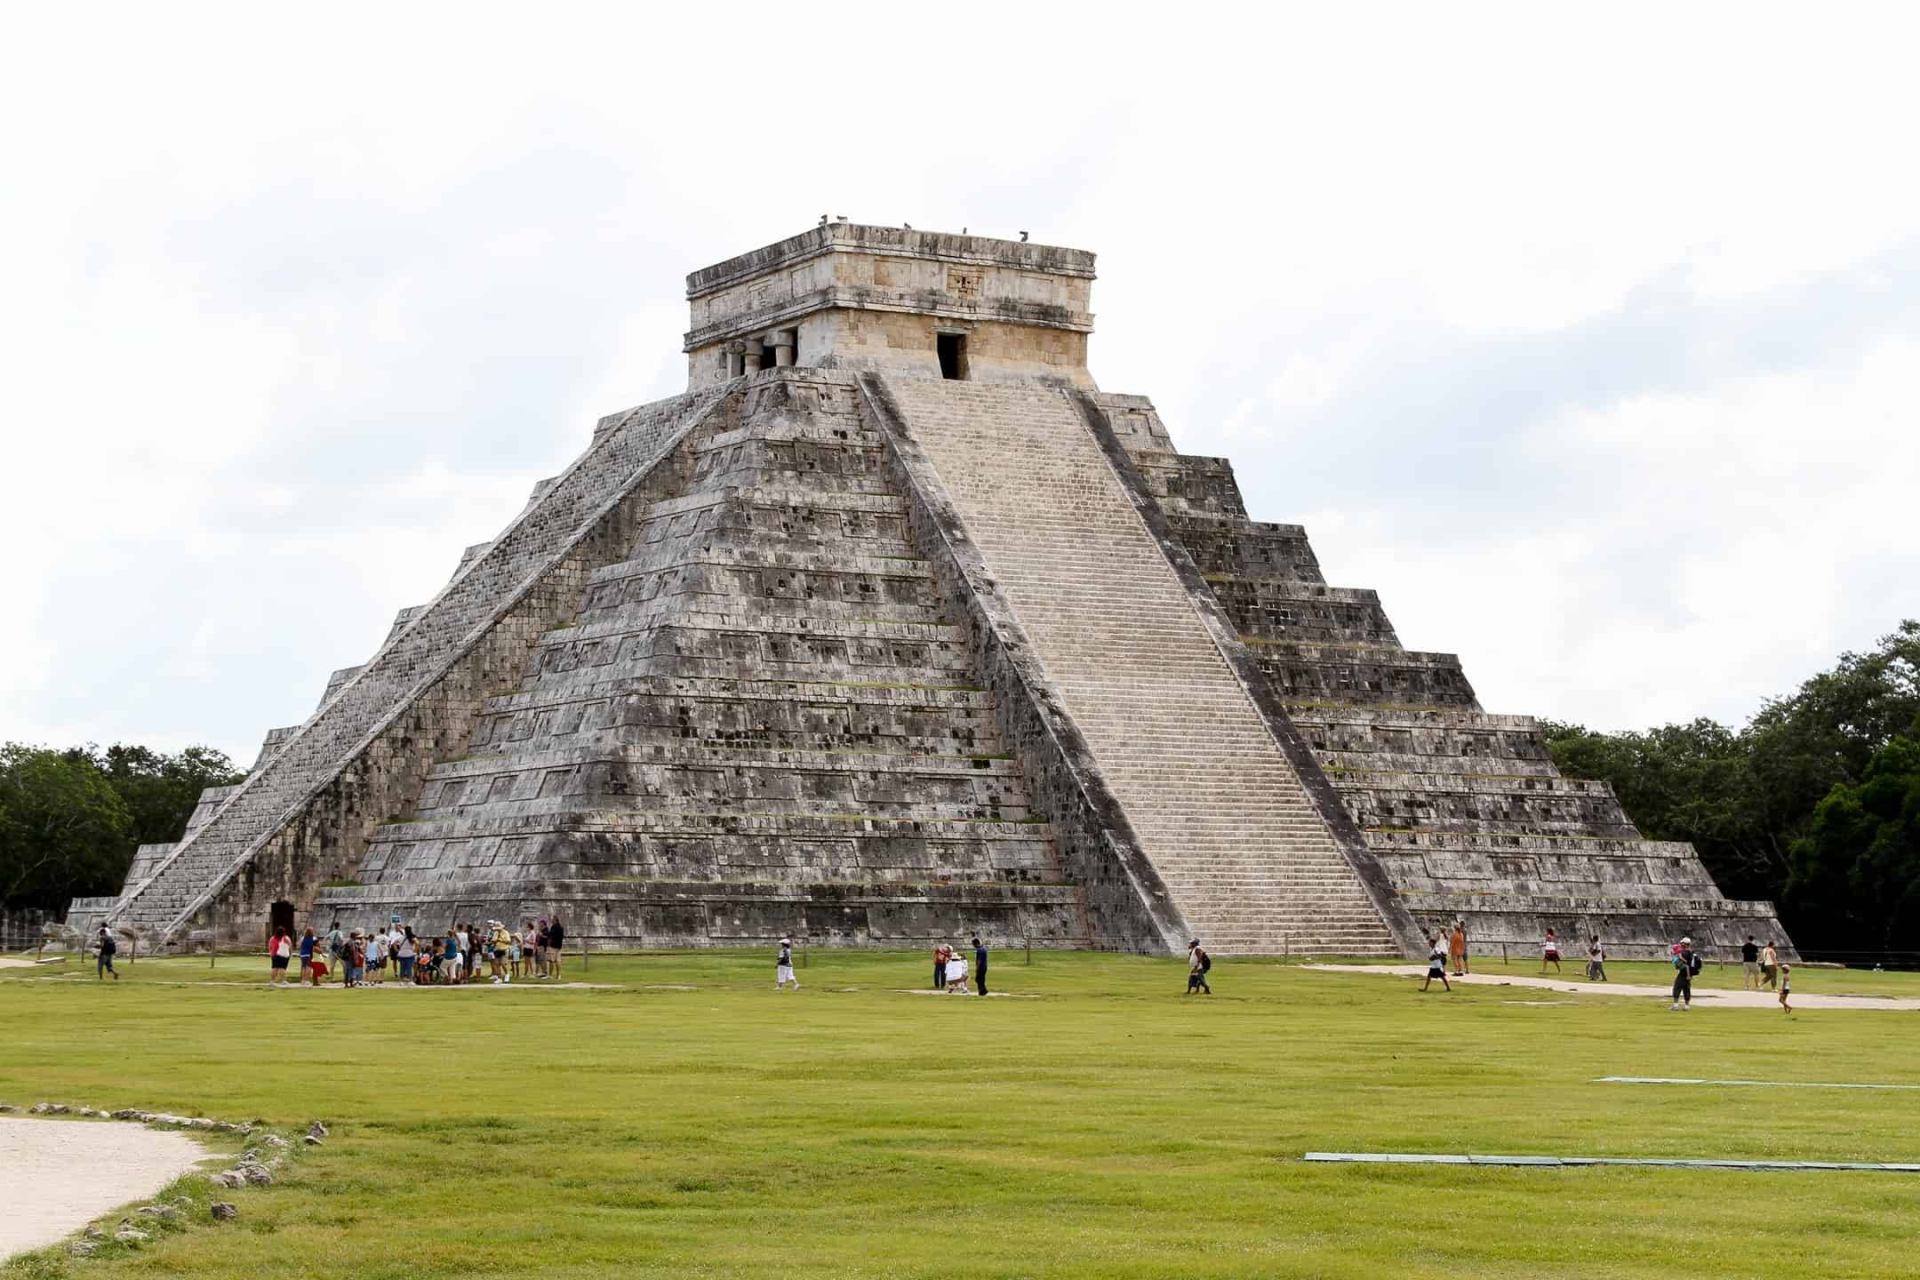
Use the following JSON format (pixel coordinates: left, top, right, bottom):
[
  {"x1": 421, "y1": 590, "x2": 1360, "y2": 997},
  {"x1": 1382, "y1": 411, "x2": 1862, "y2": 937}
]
[{"x1": 684, "y1": 223, "x2": 1097, "y2": 389}]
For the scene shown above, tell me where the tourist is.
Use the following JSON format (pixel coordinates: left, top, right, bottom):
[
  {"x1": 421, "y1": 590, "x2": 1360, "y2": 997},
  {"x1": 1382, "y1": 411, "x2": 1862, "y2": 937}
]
[
  {"x1": 531, "y1": 918, "x2": 547, "y2": 978},
  {"x1": 343, "y1": 931, "x2": 365, "y2": 988},
  {"x1": 933, "y1": 942, "x2": 947, "y2": 992},
  {"x1": 1778, "y1": 963, "x2": 1793, "y2": 1013},
  {"x1": 776, "y1": 936, "x2": 799, "y2": 990},
  {"x1": 1448, "y1": 919, "x2": 1468, "y2": 976},
  {"x1": 1761, "y1": 939, "x2": 1779, "y2": 990},
  {"x1": 1186, "y1": 940, "x2": 1211, "y2": 995},
  {"x1": 547, "y1": 916, "x2": 567, "y2": 979},
  {"x1": 1586, "y1": 936, "x2": 1607, "y2": 983},
  {"x1": 1669, "y1": 936, "x2": 1698, "y2": 1010},
  {"x1": 327, "y1": 920, "x2": 346, "y2": 982},
  {"x1": 95, "y1": 925, "x2": 119, "y2": 980},
  {"x1": 1741, "y1": 935, "x2": 1760, "y2": 990},
  {"x1": 366, "y1": 928, "x2": 386, "y2": 983},
  {"x1": 508, "y1": 927, "x2": 523, "y2": 981},
  {"x1": 268, "y1": 926, "x2": 292, "y2": 986},
  {"x1": 445, "y1": 926, "x2": 463, "y2": 984},
  {"x1": 396, "y1": 927, "x2": 416, "y2": 982},
  {"x1": 1421, "y1": 933, "x2": 1451, "y2": 992},
  {"x1": 972, "y1": 935, "x2": 989, "y2": 996},
  {"x1": 944, "y1": 944, "x2": 969, "y2": 993},
  {"x1": 307, "y1": 946, "x2": 329, "y2": 986},
  {"x1": 1539, "y1": 928, "x2": 1562, "y2": 975},
  {"x1": 298, "y1": 927, "x2": 317, "y2": 984},
  {"x1": 496, "y1": 920, "x2": 512, "y2": 979}
]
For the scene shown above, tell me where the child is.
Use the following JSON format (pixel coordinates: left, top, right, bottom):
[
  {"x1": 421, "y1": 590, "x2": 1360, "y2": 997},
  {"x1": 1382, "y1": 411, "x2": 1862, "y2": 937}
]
[
  {"x1": 1778, "y1": 964, "x2": 1792, "y2": 1013},
  {"x1": 1422, "y1": 934, "x2": 1452, "y2": 992}
]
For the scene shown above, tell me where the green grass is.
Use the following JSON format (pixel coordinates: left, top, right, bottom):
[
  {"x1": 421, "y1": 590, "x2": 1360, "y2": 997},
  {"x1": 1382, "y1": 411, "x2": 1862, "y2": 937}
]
[{"x1": 4, "y1": 951, "x2": 1919, "y2": 1278}]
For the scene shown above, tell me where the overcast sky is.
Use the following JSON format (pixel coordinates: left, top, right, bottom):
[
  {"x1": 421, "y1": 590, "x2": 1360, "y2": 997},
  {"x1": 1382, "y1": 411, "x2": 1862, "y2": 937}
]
[{"x1": 3, "y1": 4, "x2": 1916, "y2": 764}]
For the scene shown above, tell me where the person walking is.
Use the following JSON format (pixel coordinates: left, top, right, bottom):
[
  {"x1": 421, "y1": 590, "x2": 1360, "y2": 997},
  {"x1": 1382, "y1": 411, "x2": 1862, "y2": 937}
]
[
  {"x1": 396, "y1": 927, "x2": 416, "y2": 982},
  {"x1": 298, "y1": 927, "x2": 317, "y2": 984},
  {"x1": 1741, "y1": 935, "x2": 1760, "y2": 990},
  {"x1": 1186, "y1": 940, "x2": 1211, "y2": 995},
  {"x1": 776, "y1": 937, "x2": 799, "y2": 990},
  {"x1": 1539, "y1": 927, "x2": 1562, "y2": 975},
  {"x1": 1586, "y1": 936, "x2": 1607, "y2": 983},
  {"x1": 547, "y1": 916, "x2": 567, "y2": 979},
  {"x1": 268, "y1": 926, "x2": 293, "y2": 986},
  {"x1": 1761, "y1": 940, "x2": 1779, "y2": 990},
  {"x1": 1669, "y1": 936, "x2": 1698, "y2": 1010},
  {"x1": 972, "y1": 935, "x2": 989, "y2": 997},
  {"x1": 933, "y1": 943, "x2": 948, "y2": 992},
  {"x1": 1421, "y1": 933, "x2": 1452, "y2": 992},
  {"x1": 1448, "y1": 920, "x2": 1469, "y2": 976},
  {"x1": 95, "y1": 925, "x2": 119, "y2": 980},
  {"x1": 1778, "y1": 963, "x2": 1793, "y2": 1013}
]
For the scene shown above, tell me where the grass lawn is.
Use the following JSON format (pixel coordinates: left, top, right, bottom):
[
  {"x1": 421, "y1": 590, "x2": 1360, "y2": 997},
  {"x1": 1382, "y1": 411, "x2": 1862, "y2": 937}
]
[{"x1": 3, "y1": 950, "x2": 1918, "y2": 1279}]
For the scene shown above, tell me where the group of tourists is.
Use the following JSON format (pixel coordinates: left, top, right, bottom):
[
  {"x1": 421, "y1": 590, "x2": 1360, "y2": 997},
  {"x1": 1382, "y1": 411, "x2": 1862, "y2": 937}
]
[
  {"x1": 266, "y1": 916, "x2": 568, "y2": 987},
  {"x1": 931, "y1": 937, "x2": 990, "y2": 995},
  {"x1": 1672, "y1": 934, "x2": 1791, "y2": 1012},
  {"x1": 1413, "y1": 923, "x2": 1796, "y2": 1012}
]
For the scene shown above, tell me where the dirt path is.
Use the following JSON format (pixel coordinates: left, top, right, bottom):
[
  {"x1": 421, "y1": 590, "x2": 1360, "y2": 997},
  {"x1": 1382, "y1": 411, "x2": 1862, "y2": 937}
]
[
  {"x1": 0, "y1": 1118, "x2": 213, "y2": 1258},
  {"x1": 1304, "y1": 964, "x2": 1920, "y2": 1011}
]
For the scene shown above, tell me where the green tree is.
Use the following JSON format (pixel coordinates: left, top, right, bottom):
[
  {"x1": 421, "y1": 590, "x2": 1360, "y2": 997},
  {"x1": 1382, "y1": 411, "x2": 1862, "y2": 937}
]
[
  {"x1": 1786, "y1": 729, "x2": 1920, "y2": 953},
  {"x1": 0, "y1": 746, "x2": 134, "y2": 911},
  {"x1": 91, "y1": 743, "x2": 244, "y2": 848}
]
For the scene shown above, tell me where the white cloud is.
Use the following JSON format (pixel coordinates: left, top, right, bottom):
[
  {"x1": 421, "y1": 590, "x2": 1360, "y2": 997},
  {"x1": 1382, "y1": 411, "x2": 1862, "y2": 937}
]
[{"x1": 1, "y1": 2, "x2": 1916, "y2": 757}]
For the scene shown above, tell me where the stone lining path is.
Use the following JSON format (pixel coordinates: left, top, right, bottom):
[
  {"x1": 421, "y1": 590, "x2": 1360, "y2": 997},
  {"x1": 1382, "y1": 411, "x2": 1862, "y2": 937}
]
[
  {"x1": 1305, "y1": 964, "x2": 1920, "y2": 1010},
  {"x1": 0, "y1": 1118, "x2": 212, "y2": 1259}
]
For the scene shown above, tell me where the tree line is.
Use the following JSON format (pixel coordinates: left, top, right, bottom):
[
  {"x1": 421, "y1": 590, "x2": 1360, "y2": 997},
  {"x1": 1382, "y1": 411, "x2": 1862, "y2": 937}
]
[
  {"x1": 1543, "y1": 620, "x2": 1919, "y2": 956},
  {"x1": 0, "y1": 744, "x2": 244, "y2": 913}
]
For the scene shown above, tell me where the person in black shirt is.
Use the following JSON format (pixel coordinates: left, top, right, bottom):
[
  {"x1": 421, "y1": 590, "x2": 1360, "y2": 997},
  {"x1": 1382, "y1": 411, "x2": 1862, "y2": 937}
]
[
  {"x1": 546, "y1": 917, "x2": 566, "y2": 980},
  {"x1": 971, "y1": 935, "x2": 988, "y2": 997},
  {"x1": 776, "y1": 937, "x2": 799, "y2": 990},
  {"x1": 1740, "y1": 936, "x2": 1760, "y2": 989}
]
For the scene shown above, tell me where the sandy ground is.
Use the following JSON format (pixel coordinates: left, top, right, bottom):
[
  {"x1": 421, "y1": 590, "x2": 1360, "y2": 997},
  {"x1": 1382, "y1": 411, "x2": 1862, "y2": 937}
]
[
  {"x1": 1305, "y1": 964, "x2": 1920, "y2": 1010},
  {"x1": 0, "y1": 1118, "x2": 214, "y2": 1259},
  {"x1": 0, "y1": 957, "x2": 37, "y2": 969}
]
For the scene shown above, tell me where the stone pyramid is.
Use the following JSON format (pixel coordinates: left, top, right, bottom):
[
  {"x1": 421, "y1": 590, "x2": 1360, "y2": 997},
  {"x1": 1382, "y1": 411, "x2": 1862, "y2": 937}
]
[{"x1": 95, "y1": 224, "x2": 1791, "y2": 958}]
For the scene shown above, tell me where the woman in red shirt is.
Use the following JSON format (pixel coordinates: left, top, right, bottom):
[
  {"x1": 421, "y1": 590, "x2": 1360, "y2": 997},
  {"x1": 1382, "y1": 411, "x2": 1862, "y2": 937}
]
[{"x1": 268, "y1": 926, "x2": 293, "y2": 986}]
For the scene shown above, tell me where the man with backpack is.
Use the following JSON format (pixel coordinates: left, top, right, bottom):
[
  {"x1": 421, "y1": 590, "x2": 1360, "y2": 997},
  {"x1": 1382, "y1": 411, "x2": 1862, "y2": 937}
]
[
  {"x1": 95, "y1": 925, "x2": 119, "y2": 980},
  {"x1": 1186, "y1": 940, "x2": 1212, "y2": 995},
  {"x1": 1669, "y1": 936, "x2": 1701, "y2": 1010},
  {"x1": 326, "y1": 921, "x2": 346, "y2": 983}
]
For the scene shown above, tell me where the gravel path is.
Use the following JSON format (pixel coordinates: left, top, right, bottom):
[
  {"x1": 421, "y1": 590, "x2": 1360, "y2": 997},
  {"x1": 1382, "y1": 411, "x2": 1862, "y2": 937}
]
[
  {"x1": 1303, "y1": 964, "x2": 1920, "y2": 1010},
  {"x1": 0, "y1": 1118, "x2": 212, "y2": 1258}
]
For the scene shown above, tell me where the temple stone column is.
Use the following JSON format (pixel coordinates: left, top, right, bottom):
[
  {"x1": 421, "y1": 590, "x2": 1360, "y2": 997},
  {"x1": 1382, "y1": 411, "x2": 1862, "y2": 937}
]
[
  {"x1": 770, "y1": 330, "x2": 797, "y2": 367},
  {"x1": 742, "y1": 338, "x2": 765, "y2": 372}
]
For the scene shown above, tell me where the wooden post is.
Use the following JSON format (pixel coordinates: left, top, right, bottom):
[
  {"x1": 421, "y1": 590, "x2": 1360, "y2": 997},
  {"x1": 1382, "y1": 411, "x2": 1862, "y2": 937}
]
[{"x1": 1024, "y1": 936, "x2": 1032, "y2": 966}]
